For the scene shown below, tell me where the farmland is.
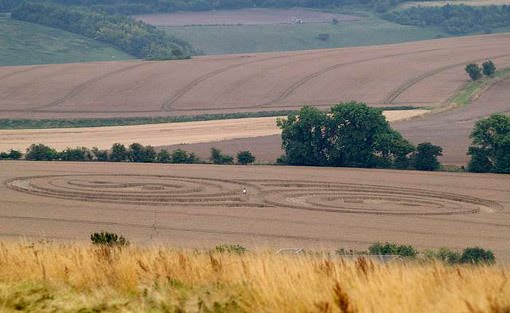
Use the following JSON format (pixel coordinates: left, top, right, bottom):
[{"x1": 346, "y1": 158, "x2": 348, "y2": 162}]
[
  {"x1": 1, "y1": 34, "x2": 510, "y2": 121},
  {"x1": 0, "y1": 14, "x2": 133, "y2": 67},
  {"x1": 0, "y1": 110, "x2": 425, "y2": 151},
  {"x1": 1, "y1": 161, "x2": 509, "y2": 260}
]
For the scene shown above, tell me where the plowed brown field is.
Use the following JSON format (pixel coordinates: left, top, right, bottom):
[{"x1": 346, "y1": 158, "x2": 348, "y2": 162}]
[
  {"x1": 1, "y1": 162, "x2": 509, "y2": 260},
  {"x1": 2, "y1": 34, "x2": 510, "y2": 120}
]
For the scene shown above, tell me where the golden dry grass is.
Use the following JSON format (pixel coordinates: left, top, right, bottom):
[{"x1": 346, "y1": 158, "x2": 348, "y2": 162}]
[
  {"x1": 0, "y1": 110, "x2": 425, "y2": 151},
  {"x1": 0, "y1": 242, "x2": 508, "y2": 312}
]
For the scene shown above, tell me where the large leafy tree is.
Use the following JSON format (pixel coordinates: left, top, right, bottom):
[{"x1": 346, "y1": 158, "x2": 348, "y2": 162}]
[
  {"x1": 413, "y1": 142, "x2": 443, "y2": 171},
  {"x1": 468, "y1": 114, "x2": 510, "y2": 173},
  {"x1": 277, "y1": 102, "x2": 415, "y2": 168}
]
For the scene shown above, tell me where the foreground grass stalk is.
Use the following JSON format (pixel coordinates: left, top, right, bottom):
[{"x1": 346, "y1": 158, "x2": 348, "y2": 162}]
[{"x1": 0, "y1": 242, "x2": 508, "y2": 312}]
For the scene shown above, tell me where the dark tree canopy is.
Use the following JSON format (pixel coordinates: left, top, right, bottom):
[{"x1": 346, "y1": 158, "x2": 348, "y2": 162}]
[
  {"x1": 413, "y1": 142, "x2": 443, "y2": 171},
  {"x1": 468, "y1": 114, "x2": 510, "y2": 173},
  {"x1": 210, "y1": 147, "x2": 234, "y2": 165},
  {"x1": 277, "y1": 102, "x2": 415, "y2": 168},
  {"x1": 237, "y1": 150, "x2": 256, "y2": 165},
  {"x1": 465, "y1": 63, "x2": 482, "y2": 81},
  {"x1": 482, "y1": 60, "x2": 496, "y2": 77},
  {"x1": 25, "y1": 143, "x2": 59, "y2": 161}
]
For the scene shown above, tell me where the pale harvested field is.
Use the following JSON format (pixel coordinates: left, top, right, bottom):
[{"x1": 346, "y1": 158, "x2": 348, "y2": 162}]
[
  {"x1": 1, "y1": 34, "x2": 510, "y2": 120},
  {"x1": 0, "y1": 110, "x2": 425, "y2": 151},
  {"x1": 0, "y1": 162, "x2": 509, "y2": 261},
  {"x1": 135, "y1": 8, "x2": 360, "y2": 26}
]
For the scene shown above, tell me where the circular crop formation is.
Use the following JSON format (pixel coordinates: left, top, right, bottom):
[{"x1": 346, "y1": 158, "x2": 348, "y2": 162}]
[{"x1": 6, "y1": 175, "x2": 501, "y2": 216}]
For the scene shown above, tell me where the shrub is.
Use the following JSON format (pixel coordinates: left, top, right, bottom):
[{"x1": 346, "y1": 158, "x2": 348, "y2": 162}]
[
  {"x1": 0, "y1": 149, "x2": 22, "y2": 160},
  {"x1": 25, "y1": 144, "x2": 58, "y2": 161},
  {"x1": 210, "y1": 147, "x2": 234, "y2": 165},
  {"x1": 236, "y1": 150, "x2": 256, "y2": 165},
  {"x1": 109, "y1": 143, "x2": 128, "y2": 162},
  {"x1": 91, "y1": 147, "x2": 108, "y2": 161},
  {"x1": 156, "y1": 149, "x2": 171, "y2": 163},
  {"x1": 171, "y1": 149, "x2": 189, "y2": 163},
  {"x1": 368, "y1": 242, "x2": 418, "y2": 258},
  {"x1": 461, "y1": 247, "x2": 495, "y2": 265},
  {"x1": 482, "y1": 60, "x2": 496, "y2": 77},
  {"x1": 90, "y1": 231, "x2": 129, "y2": 247},
  {"x1": 413, "y1": 142, "x2": 443, "y2": 171},
  {"x1": 59, "y1": 147, "x2": 93, "y2": 161},
  {"x1": 128, "y1": 143, "x2": 156, "y2": 163},
  {"x1": 434, "y1": 248, "x2": 463, "y2": 265},
  {"x1": 465, "y1": 63, "x2": 482, "y2": 81},
  {"x1": 214, "y1": 244, "x2": 247, "y2": 254}
]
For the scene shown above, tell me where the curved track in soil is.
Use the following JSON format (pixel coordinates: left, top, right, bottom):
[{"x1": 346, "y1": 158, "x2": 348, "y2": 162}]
[{"x1": 1, "y1": 34, "x2": 510, "y2": 119}]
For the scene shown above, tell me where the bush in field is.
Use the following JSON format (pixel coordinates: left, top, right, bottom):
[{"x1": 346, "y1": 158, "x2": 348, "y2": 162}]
[
  {"x1": 214, "y1": 244, "x2": 247, "y2": 254},
  {"x1": 59, "y1": 147, "x2": 93, "y2": 161},
  {"x1": 236, "y1": 150, "x2": 256, "y2": 165},
  {"x1": 468, "y1": 114, "x2": 510, "y2": 173},
  {"x1": 482, "y1": 60, "x2": 496, "y2": 77},
  {"x1": 109, "y1": 143, "x2": 128, "y2": 162},
  {"x1": 90, "y1": 231, "x2": 129, "y2": 247},
  {"x1": 465, "y1": 63, "x2": 482, "y2": 81},
  {"x1": 91, "y1": 147, "x2": 108, "y2": 161},
  {"x1": 413, "y1": 142, "x2": 443, "y2": 171},
  {"x1": 156, "y1": 149, "x2": 171, "y2": 163},
  {"x1": 0, "y1": 149, "x2": 22, "y2": 160},
  {"x1": 461, "y1": 247, "x2": 495, "y2": 265},
  {"x1": 128, "y1": 143, "x2": 156, "y2": 163},
  {"x1": 368, "y1": 242, "x2": 418, "y2": 258},
  {"x1": 25, "y1": 144, "x2": 58, "y2": 161},
  {"x1": 210, "y1": 147, "x2": 234, "y2": 165},
  {"x1": 170, "y1": 149, "x2": 200, "y2": 164}
]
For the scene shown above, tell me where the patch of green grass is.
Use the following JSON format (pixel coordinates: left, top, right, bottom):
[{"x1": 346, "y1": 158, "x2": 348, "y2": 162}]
[
  {"x1": 0, "y1": 15, "x2": 134, "y2": 66},
  {"x1": 162, "y1": 12, "x2": 450, "y2": 55},
  {"x1": 450, "y1": 67, "x2": 510, "y2": 107}
]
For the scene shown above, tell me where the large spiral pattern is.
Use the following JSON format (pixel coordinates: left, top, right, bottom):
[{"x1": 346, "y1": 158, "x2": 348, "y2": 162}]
[{"x1": 6, "y1": 175, "x2": 501, "y2": 215}]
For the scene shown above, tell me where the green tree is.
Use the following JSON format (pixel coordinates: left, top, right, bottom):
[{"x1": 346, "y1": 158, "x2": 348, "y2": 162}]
[
  {"x1": 128, "y1": 143, "x2": 156, "y2": 163},
  {"x1": 467, "y1": 114, "x2": 510, "y2": 173},
  {"x1": 236, "y1": 150, "x2": 256, "y2": 165},
  {"x1": 277, "y1": 106, "x2": 328, "y2": 166},
  {"x1": 465, "y1": 63, "x2": 482, "y2": 81},
  {"x1": 59, "y1": 147, "x2": 93, "y2": 161},
  {"x1": 278, "y1": 103, "x2": 414, "y2": 168},
  {"x1": 25, "y1": 144, "x2": 58, "y2": 161},
  {"x1": 482, "y1": 60, "x2": 496, "y2": 77},
  {"x1": 210, "y1": 147, "x2": 234, "y2": 165},
  {"x1": 413, "y1": 142, "x2": 443, "y2": 171},
  {"x1": 109, "y1": 143, "x2": 128, "y2": 162},
  {"x1": 156, "y1": 149, "x2": 171, "y2": 163},
  {"x1": 368, "y1": 242, "x2": 418, "y2": 258},
  {"x1": 171, "y1": 149, "x2": 189, "y2": 164}
]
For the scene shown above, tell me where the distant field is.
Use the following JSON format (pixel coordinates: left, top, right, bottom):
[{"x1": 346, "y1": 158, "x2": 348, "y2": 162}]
[
  {"x1": 400, "y1": 0, "x2": 510, "y2": 8},
  {"x1": 162, "y1": 14, "x2": 449, "y2": 55},
  {"x1": 1, "y1": 34, "x2": 510, "y2": 121},
  {"x1": 135, "y1": 8, "x2": 360, "y2": 26},
  {"x1": 0, "y1": 15, "x2": 133, "y2": 67},
  {"x1": 0, "y1": 110, "x2": 425, "y2": 151}
]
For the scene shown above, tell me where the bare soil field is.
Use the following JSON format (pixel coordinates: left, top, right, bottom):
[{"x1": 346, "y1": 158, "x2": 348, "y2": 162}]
[
  {"x1": 1, "y1": 34, "x2": 510, "y2": 120},
  {"x1": 172, "y1": 78, "x2": 510, "y2": 164},
  {"x1": 0, "y1": 110, "x2": 424, "y2": 151},
  {"x1": 0, "y1": 162, "x2": 509, "y2": 261},
  {"x1": 135, "y1": 8, "x2": 360, "y2": 26}
]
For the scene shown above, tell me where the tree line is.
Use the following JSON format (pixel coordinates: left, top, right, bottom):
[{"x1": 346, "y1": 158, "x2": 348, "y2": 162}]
[
  {"x1": 9, "y1": 1, "x2": 194, "y2": 60},
  {"x1": 384, "y1": 4, "x2": 510, "y2": 34},
  {"x1": 276, "y1": 102, "x2": 510, "y2": 173},
  {"x1": 0, "y1": 143, "x2": 257, "y2": 165}
]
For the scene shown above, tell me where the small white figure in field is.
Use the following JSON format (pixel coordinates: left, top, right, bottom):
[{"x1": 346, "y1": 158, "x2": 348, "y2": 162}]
[{"x1": 243, "y1": 187, "x2": 247, "y2": 195}]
